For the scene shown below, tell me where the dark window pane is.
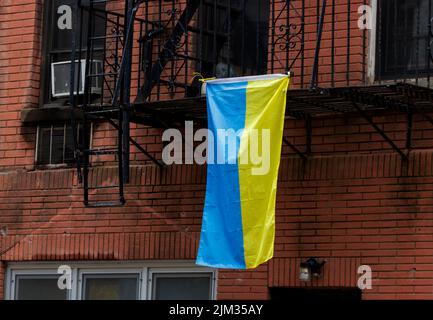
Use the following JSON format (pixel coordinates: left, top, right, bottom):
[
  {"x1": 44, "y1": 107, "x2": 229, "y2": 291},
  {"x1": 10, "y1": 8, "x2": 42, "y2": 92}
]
[
  {"x1": 64, "y1": 125, "x2": 75, "y2": 163},
  {"x1": 199, "y1": 0, "x2": 269, "y2": 78},
  {"x1": 46, "y1": 0, "x2": 106, "y2": 102},
  {"x1": 51, "y1": 0, "x2": 106, "y2": 52},
  {"x1": 51, "y1": 126, "x2": 65, "y2": 164},
  {"x1": 83, "y1": 274, "x2": 139, "y2": 300},
  {"x1": 36, "y1": 123, "x2": 87, "y2": 165},
  {"x1": 16, "y1": 276, "x2": 67, "y2": 300},
  {"x1": 378, "y1": 0, "x2": 431, "y2": 78},
  {"x1": 51, "y1": 0, "x2": 74, "y2": 52},
  {"x1": 153, "y1": 273, "x2": 212, "y2": 300},
  {"x1": 37, "y1": 126, "x2": 52, "y2": 165}
]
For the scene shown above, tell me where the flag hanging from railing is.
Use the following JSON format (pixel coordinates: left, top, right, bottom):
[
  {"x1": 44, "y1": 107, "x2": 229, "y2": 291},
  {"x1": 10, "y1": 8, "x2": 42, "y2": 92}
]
[{"x1": 196, "y1": 74, "x2": 290, "y2": 269}]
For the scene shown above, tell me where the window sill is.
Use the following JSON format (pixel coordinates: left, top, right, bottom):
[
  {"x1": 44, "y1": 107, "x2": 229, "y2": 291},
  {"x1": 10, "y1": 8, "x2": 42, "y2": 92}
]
[
  {"x1": 34, "y1": 163, "x2": 76, "y2": 170},
  {"x1": 21, "y1": 103, "x2": 84, "y2": 124}
]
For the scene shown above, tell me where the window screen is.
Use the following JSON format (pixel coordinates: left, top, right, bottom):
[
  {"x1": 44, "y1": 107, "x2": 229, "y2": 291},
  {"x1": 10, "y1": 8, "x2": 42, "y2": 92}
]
[{"x1": 152, "y1": 273, "x2": 213, "y2": 300}]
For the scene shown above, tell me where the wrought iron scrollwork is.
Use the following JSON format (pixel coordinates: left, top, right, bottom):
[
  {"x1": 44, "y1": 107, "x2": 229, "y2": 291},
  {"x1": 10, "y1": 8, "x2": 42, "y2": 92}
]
[
  {"x1": 270, "y1": 0, "x2": 304, "y2": 72},
  {"x1": 274, "y1": 23, "x2": 302, "y2": 51}
]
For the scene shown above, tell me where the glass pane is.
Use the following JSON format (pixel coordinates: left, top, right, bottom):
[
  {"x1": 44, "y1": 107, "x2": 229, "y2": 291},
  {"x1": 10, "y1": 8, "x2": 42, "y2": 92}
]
[
  {"x1": 83, "y1": 274, "x2": 139, "y2": 300},
  {"x1": 153, "y1": 273, "x2": 212, "y2": 300},
  {"x1": 198, "y1": 0, "x2": 269, "y2": 78},
  {"x1": 64, "y1": 125, "x2": 75, "y2": 163},
  {"x1": 37, "y1": 126, "x2": 52, "y2": 165},
  {"x1": 16, "y1": 276, "x2": 67, "y2": 300},
  {"x1": 378, "y1": 0, "x2": 431, "y2": 78},
  {"x1": 51, "y1": 0, "x2": 73, "y2": 51},
  {"x1": 51, "y1": 126, "x2": 65, "y2": 164},
  {"x1": 51, "y1": 0, "x2": 106, "y2": 52}
]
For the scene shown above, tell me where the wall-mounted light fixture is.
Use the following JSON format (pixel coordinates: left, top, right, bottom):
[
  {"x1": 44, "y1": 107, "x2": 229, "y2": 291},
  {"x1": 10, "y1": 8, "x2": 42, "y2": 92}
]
[{"x1": 299, "y1": 258, "x2": 326, "y2": 282}]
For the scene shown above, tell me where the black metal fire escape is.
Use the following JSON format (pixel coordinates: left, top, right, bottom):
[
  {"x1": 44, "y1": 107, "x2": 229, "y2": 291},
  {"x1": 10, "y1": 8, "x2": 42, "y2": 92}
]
[
  {"x1": 67, "y1": 0, "x2": 330, "y2": 207},
  {"x1": 69, "y1": 0, "x2": 165, "y2": 207},
  {"x1": 69, "y1": 0, "x2": 433, "y2": 206},
  {"x1": 69, "y1": 0, "x2": 202, "y2": 207}
]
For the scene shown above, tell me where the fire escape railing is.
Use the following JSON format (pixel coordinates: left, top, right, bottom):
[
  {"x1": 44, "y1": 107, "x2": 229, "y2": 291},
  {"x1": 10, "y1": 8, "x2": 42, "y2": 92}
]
[{"x1": 68, "y1": 0, "x2": 433, "y2": 206}]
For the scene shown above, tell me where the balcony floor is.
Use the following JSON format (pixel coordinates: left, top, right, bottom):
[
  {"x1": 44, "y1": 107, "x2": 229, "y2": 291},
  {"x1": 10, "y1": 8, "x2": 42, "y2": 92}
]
[{"x1": 130, "y1": 83, "x2": 433, "y2": 128}]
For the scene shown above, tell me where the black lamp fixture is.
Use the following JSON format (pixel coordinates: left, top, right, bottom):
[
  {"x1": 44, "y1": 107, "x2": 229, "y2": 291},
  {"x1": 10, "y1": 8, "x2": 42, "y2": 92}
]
[{"x1": 299, "y1": 258, "x2": 326, "y2": 282}]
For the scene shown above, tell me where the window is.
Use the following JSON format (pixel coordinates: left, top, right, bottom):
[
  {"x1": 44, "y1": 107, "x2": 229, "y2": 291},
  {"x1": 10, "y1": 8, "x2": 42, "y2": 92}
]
[
  {"x1": 42, "y1": 0, "x2": 105, "y2": 103},
  {"x1": 198, "y1": 0, "x2": 269, "y2": 78},
  {"x1": 7, "y1": 263, "x2": 216, "y2": 300},
  {"x1": 377, "y1": 0, "x2": 431, "y2": 79},
  {"x1": 151, "y1": 273, "x2": 213, "y2": 300},
  {"x1": 83, "y1": 274, "x2": 140, "y2": 300},
  {"x1": 15, "y1": 275, "x2": 67, "y2": 300},
  {"x1": 35, "y1": 123, "x2": 89, "y2": 166}
]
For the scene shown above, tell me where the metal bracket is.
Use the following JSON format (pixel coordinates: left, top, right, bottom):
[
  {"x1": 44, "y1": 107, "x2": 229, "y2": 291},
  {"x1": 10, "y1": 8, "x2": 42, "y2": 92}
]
[
  {"x1": 282, "y1": 115, "x2": 311, "y2": 161},
  {"x1": 106, "y1": 118, "x2": 165, "y2": 168},
  {"x1": 350, "y1": 100, "x2": 408, "y2": 161},
  {"x1": 283, "y1": 137, "x2": 307, "y2": 161}
]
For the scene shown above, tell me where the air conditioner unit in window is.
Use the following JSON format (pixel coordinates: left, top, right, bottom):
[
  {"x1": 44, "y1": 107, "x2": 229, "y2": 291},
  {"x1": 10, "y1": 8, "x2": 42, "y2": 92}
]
[{"x1": 51, "y1": 59, "x2": 103, "y2": 98}]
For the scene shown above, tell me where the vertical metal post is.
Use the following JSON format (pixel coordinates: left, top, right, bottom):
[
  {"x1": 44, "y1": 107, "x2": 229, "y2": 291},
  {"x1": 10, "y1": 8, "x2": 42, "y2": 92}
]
[
  {"x1": 198, "y1": 0, "x2": 203, "y2": 73},
  {"x1": 331, "y1": 0, "x2": 335, "y2": 86},
  {"x1": 393, "y1": 0, "x2": 397, "y2": 83},
  {"x1": 213, "y1": 0, "x2": 217, "y2": 76},
  {"x1": 346, "y1": 0, "x2": 350, "y2": 86},
  {"x1": 362, "y1": 0, "x2": 366, "y2": 85},
  {"x1": 185, "y1": 1, "x2": 190, "y2": 89},
  {"x1": 415, "y1": 0, "x2": 420, "y2": 86},
  {"x1": 69, "y1": 0, "x2": 82, "y2": 183},
  {"x1": 157, "y1": 0, "x2": 162, "y2": 100},
  {"x1": 82, "y1": 0, "x2": 95, "y2": 205},
  {"x1": 122, "y1": 0, "x2": 135, "y2": 184},
  {"x1": 301, "y1": 0, "x2": 305, "y2": 87},
  {"x1": 310, "y1": 0, "x2": 327, "y2": 89},
  {"x1": 256, "y1": 0, "x2": 260, "y2": 74},
  {"x1": 428, "y1": 0, "x2": 432, "y2": 87},
  {"x1": 285, "y1": 0, "x2": 291, "y2": 73},
  {"x1": 170, "y1": 0, "x2": 175, "y2": 97},
  {"x1": 241, "y1": 0, "x2": 245, "y2": 75},
  {"x1": 271, "y1": 0, "x2": 275, "y2": 73},
  {"x1": 227, "y1": 0, "x2": 231, "y2": 77}
]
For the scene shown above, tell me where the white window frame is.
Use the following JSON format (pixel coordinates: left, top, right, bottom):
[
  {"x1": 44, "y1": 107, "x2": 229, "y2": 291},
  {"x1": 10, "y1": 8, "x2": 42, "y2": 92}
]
[
  {"x1": 148, "y1": 268, "x2": 217, "y2": 300},
  {"x1": 77, "y1": 268, "x2": 144, "y2": 300},
  {"x1": 5, "y1": 261, "x2": 216, "y2": 300},
  {"x1": 7, "y1": 267, "x2": 72, "y2": 300},
  {"x1": 368, "y1": 0, "x2": 432, "y2": 86},
  {"x1": 35, "y1": 122, "x2": 93, "y2": 167},
  {"x1": 367, "y1": 0, "x2": 378, "y2": 83}
]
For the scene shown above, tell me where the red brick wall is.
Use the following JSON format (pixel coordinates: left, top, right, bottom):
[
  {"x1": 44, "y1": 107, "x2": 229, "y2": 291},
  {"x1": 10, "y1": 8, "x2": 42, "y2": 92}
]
[
  {"x1": 3, "y1": 146, "x2": 433, "y2": 299},
  {"x1": 3, "y1": 0, "x2": 433, "y2": 301},
  {"x1": 0, "y1": 0, "x2": 41, "y2": 170},
  {"x1": 0, "y1": 0, "x2": 370, "y2": 172}
]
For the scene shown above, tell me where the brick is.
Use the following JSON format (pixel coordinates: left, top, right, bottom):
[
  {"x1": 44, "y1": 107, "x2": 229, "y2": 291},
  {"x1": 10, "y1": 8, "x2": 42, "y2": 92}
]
[{"x1": 2, "y1": 0, "x2": 433, "y2": 302}]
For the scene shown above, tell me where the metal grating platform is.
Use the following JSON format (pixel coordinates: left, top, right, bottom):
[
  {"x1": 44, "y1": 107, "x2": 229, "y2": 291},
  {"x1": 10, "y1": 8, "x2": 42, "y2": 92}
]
[{"x1": 129, "y1": 83, "x2": 433, "y2": 127}]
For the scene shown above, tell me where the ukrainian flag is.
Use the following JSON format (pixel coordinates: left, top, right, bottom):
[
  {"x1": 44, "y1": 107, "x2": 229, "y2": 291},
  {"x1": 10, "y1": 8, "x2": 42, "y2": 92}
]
[{"x1": 196, "y1": 74, "x2": 290, "y2": 269}]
